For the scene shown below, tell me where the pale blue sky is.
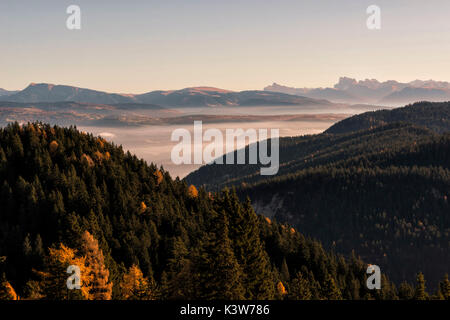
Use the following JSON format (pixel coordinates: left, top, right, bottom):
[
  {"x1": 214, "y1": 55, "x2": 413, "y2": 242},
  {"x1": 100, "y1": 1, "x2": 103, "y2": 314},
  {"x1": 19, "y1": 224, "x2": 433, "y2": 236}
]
[{"x1": 1, "y1": 0, "x2": 450, "y2": 93}]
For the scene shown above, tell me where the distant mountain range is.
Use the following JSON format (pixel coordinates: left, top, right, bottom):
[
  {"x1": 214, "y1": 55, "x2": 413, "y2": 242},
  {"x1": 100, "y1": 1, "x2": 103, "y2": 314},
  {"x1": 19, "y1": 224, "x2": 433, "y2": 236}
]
[
  {"x1": 5, "y1": 78, "x2": 450, "y2": 107},
  {"x1": 0, "y1": 88, "x2": 18, "y2": 97},
  {"x1": 0, "y1": 83, "x2": 331, "y2": 107},
  {"x1": 265, "y1": 77, "x2": 450, "y2": 105}
]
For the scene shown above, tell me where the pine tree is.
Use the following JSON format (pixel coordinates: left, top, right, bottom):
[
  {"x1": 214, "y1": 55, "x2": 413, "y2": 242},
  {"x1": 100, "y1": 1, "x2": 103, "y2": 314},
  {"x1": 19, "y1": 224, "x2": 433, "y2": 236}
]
[
  {"x1": 439, "y1": 274, "x2": 450, "y2": 300},
  {"x1": 80, "y1": 231, "x2": 113, "y2": 300},
  {"x1": 194, "y1": 211, "x2": 245, "y2": 300},
  {"x1": 34, "y1": 234, "x2": 44, "y2": 259},
  {"x1": 23, "y1": 234, "x2": 32, "y2": 257},
  {"x1": 223, "y1": 193, "x2": 275, "y2": 299},
  {"x1": 23, "y1": 280, "x2": 44, "y2": 300},
  {"x1": 289, "y1": 272, "x2": 312, "y2": 300},
  {"x1": 166, "y1": 237, "x2": 194, "y2": 299},
  {"x1": 322, "y1": 273, "x2": 342, "y2": 300},
  {"x1": 280, "y1": 258, "x2": 290, "y2": 282},
  {"x1": 413, "y1": 272, "x2": 428, "y2": 300},
  {"x1": 159, "y1": 271, "x2": 169, "y2": 300},
  {"x1": 397, "y1": 281, "x2": 414, "y2": 300}
]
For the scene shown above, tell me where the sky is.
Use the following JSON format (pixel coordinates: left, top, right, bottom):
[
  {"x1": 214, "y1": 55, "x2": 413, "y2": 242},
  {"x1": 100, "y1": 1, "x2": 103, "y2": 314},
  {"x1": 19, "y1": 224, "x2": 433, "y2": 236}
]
[{"x1": 1, "y1": 0, "x2": 450, "y2": 93}]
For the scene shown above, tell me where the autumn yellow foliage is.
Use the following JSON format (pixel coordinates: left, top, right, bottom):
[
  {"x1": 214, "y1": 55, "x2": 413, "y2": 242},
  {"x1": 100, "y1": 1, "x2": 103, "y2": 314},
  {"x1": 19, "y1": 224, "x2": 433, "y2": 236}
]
[
  {"x1": 97, "y1": 137, "x2": 105, "y2": 149},
  {"x1": 154, "y1": 170, "x2": 163, "y2": 185},
  {"x1": 37, "y1": 243, "x2": 92, "y2": 299},
  {"x1": 140, "y1": 201, "x2": 148, "y2": 214},
  {"x1": 0, "y1": 280, "x2": 19, "y2": 300},
  {"x1": 120, "y1": 265, "x2": 154, "y2": 300},
  {"x1": 93, "y1": 150, "x2": 104, "y2": 162},
  {"x1": 188, "y1": 185, "x2": 199, "y2": 198},
  {"x1": 277, "y1": 281, "x2": 287, "y2": 296},
  {"x1": 81, "y1": 154, "x2": 94, "y2": 167},
  {"x1": 81, "y1": 231, "x2": 113, "y2": 300},
  {"x1": 49, "y1": 140, "x2": 59, "y2": 154}
]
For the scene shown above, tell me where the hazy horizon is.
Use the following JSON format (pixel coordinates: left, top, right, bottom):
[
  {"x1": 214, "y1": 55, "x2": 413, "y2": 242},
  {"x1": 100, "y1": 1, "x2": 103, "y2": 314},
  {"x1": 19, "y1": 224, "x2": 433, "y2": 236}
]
[
  {"x1": 6, "y1": 76, "x2": 450, "y2": 95},
  {"x1": 2, "y1": 0, "x2": 450, "y2": 92}
]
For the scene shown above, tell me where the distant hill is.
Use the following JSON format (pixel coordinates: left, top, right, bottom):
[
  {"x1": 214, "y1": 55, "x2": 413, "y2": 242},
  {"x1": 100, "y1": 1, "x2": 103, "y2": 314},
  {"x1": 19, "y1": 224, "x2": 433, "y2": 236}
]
[
  {"x1": 135, "y1": 87, "x2": 237, "y2": 106},
  {"x1": 0, "y1": 101, "x2": 177, "y2": 128},
  {"x1": 185, "y1": 102, "x2": 450, "y2": 287},
  {"x1": 4, "y1": 83, "x2": 134, "y2": 104},
  {"x1": 326, "y1": 101, "x2": 450, "y2": 134},
  {"x1": 265, "y1": 77, "x2": 450, "y2": 105},
  {"x1": 186, "y1": 123, "x2": 442, "y2": 189},
  {"x1": 186, "y1": 102, "x2": 450, "y2": 189},
  {"x1": 380, "y1": 87, "x2": 450, "y2": 104},
  {"x1": 0, "y1": 88, "x2": 18, "y2": 97},
  {"x1": 264, "y1": 83, "x2": 358, "y2": 103},
  {"x1": 2, "y1": 83, "x2": 333, "y2": 107}
]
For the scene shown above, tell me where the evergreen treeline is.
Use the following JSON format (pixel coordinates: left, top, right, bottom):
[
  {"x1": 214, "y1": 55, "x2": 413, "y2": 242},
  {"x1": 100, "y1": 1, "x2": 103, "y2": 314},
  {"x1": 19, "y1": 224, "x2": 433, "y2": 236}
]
[
  {"x1": 185, "y1": 103, "x2": 450, "y2": 289},
  {"x1": 1, "y1": 122, "x2": 447, "y2": 300},
  {"x1": 325, "y1": 101, "x2": 450, "y2": 134},
  {"x1": 186, "y1": 123, "x2": 443, "y2": 189}
]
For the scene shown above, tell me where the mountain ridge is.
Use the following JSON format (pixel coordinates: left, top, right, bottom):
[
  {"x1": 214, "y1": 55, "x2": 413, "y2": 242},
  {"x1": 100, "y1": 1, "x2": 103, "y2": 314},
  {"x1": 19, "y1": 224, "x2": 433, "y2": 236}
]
[
  {"x1": 2, "y1": 83, "x2": 332, "y2": 107},
  {"x1": 265, "y1": 77, "x2": 450, "y2": 105}
]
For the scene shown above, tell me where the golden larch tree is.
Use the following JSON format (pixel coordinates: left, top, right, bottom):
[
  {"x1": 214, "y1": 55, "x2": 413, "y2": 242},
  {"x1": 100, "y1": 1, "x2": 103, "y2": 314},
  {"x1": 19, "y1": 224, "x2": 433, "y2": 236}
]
[
  {"x1": 120, "y1": 265, "x2": 155, "y2": 300},
  {"x1": 277, "y1": 281, "x2": 287, "y2": 296},
  {"x1": 140, "y1": 201, "x2": 148, "y2": 214},
  {"x1": 154, "y1": 170, "x2": 163, "y2": 185},
  {"x1": 80, "y1": 231, "x2": 113, "y2": 300},
  {"x1": 37, "y1": 243, "x2": 92, "y2": 300},
  {"x1": 188, "y1": 185, "x2": 198, "y2": 198},
  {"x1": 0, "y1": 276, "x2": 19, "y2": 300},
  {"x1": 49, "y1": 140, "x2": 59, "y2": 154}
]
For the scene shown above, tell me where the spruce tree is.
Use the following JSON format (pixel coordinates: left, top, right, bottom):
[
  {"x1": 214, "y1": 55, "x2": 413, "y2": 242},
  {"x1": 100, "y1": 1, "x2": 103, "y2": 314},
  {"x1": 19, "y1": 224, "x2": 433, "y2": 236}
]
[
  {"x1": 289, "y1": 272, "x2": 312, "y2": 300},
  {"x1": 194, "y1": 211, "x2": 245, "y2": 300},
  {"x1": 413, "y1": 273, "x2": 428, "y2": 300},
  {"x1": 439, "y1": 274, "x2": 450, "y2": 300},
  {"x1": 397, "y1": 281, "x2": 414, "y2": 300},
  {"x1": 322, "y1": 273, "x2": 342, "y2": 300},
  {"x1": 223, "y1": 192, "x2": 275, "y2": 299}
]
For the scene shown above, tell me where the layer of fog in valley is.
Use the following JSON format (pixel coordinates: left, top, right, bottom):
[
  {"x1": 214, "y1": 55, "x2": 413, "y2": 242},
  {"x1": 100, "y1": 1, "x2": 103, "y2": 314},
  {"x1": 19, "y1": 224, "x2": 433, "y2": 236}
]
[
  {"x1": 0, "y1": 103, "x2": 389, "y2": 178},
  {"x1": 79, "y1": 104, "x2": 385, "y2": 178}
]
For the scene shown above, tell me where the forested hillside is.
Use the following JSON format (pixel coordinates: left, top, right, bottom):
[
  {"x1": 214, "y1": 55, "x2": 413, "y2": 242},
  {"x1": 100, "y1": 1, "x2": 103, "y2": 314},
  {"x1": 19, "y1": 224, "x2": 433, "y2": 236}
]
[
  {"x1": 3, "y1": 122, "x2": 446, "y2": 300},
  {"x1": 186, "y1": 123, "x2": 443, "y2": 189},
  {"x1": 185, "y1": 102, "x2": 450, "y2": 289},
  {"x1": 325, "y1": 101, "x2": 450, "y2": 134}
]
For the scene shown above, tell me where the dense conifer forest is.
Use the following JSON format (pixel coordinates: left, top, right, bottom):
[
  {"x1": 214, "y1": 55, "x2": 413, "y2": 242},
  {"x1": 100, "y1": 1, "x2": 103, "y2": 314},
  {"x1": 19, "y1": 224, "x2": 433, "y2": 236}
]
[
  {"x1": 1, "y1": 122, "x2": 448, "y2": 300},
  {"x1": 326, "y1": 101, "x2": 450, "y2": 134},
  {"x1": 186, "y1": 102, "x2": 450, "y2": 290}
]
